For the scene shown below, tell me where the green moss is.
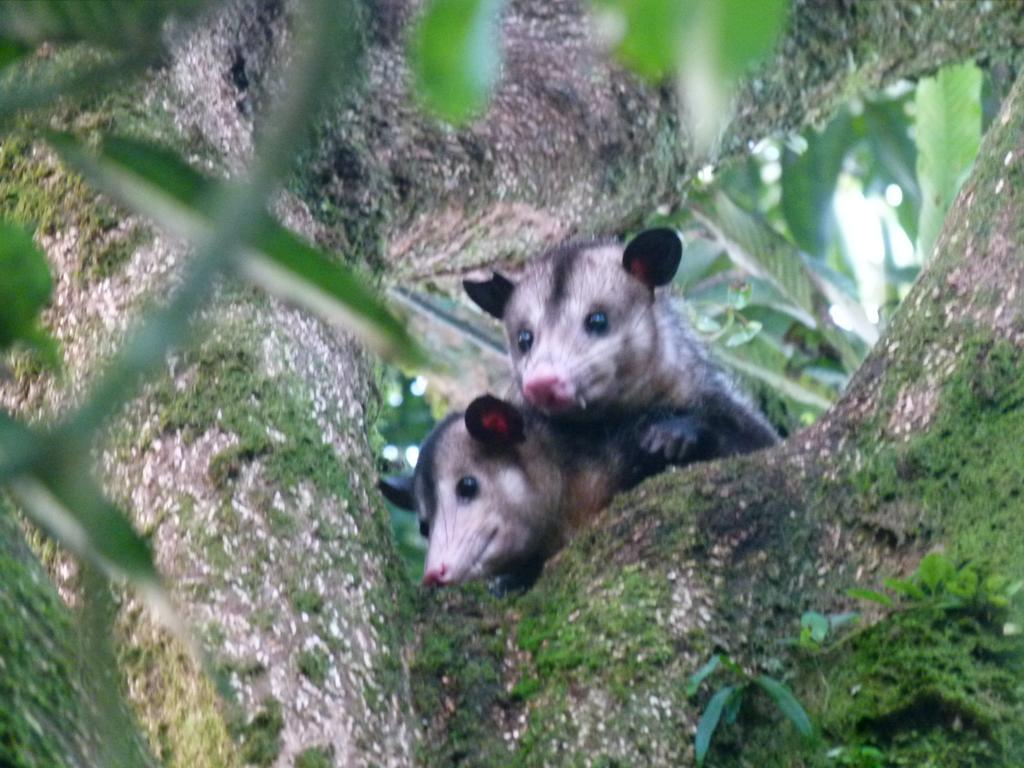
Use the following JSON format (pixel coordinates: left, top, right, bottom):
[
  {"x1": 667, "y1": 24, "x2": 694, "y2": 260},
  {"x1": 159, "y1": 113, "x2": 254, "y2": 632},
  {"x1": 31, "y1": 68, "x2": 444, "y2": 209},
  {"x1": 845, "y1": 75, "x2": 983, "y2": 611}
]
[
  {"x1": 154, "y1": 315, "x2": 356, "y2": 504},
  {"x1": 291, "y1": 587, "x2": 324, "y2": 615},
  {"x1": 517, "y1": 564, "x2": 674, "y2": 696},
  {"x1": 295, "y1": 745, "x2": 334, "y2": 768},
  {"x1": 847, "y1": 339, "x2": 1024, "y2": 577},
  {"x1": 118, "y1": 610, "x2": 238, "y2": 768},
  {"x1": 297, "y1": 648, "x2": 330, "y2": 687},
  {"x1": 0, "y1": 132, "x2": 146, "y2": 282},
  {"x1": 410, "y1": 536, "x2": 683, "y2": 766},
  {"x1": 0, "y1": 500, "x2": 102, "y2": 767},
  {"x1": 229, "y1": 696, "x2": 283, "y2": 768},
  {"x1": 713, "y1": 602, "x2": 1024, "y2": 767},
  {"x1": 411, "y1": 585, "x2": 510, "y2": 766}
]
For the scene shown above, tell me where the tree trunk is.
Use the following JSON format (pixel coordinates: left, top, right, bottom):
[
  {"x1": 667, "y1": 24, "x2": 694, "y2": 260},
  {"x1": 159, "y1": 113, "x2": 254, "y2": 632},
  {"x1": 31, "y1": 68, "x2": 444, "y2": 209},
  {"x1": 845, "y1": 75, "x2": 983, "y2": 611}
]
[{"x1": 1, "y1": 1, "x2": 1023, "y2": 767}]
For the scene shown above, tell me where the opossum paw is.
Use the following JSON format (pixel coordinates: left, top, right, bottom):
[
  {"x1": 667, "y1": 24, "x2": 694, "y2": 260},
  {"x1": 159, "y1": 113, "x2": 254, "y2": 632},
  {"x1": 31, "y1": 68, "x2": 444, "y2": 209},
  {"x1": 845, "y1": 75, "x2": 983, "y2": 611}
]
[{"x1": 640, "y1": 416, "x2": 701, "y2": 463}]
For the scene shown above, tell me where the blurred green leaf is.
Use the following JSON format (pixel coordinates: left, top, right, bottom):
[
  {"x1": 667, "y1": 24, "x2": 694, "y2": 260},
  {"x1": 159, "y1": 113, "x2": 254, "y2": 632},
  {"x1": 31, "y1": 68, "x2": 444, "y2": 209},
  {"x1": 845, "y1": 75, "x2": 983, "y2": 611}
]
[
  {"x1": 727, "y1": 280, "x2": 752, "y2": 310},
  {"x1": 917, "y1": 552, "x2": 955, "y2": 593},
  {"x1": 946, "y1": 567, "x2": 978, "y2": 600},
  {"x1": 781, "y1": 113, "x2": 852, "y2": 258},
  {"x1": 829, "y1": 611, "x2": 859, "y2": 631},
  {"x1": 48, "y1": 133, "x2": 424, "y2": 364},
  {"x1": 0, "y1": 220, "x2": 58, "y2": 360},
  {"x1": 696, "y1": 192, "x2": 872, "y2": 370},
  {"x1": 800, "y1": 611, "x2": 829, "y2": 644},
  {"x1": 724, "y1": 320, "x2": 761, "y2": 347},
  {"x1": 0, "y1": 39, "x2": 31, "y2": 69},
  {"x1": 716, "y1": 348, "x2": 832, "y2": 411},
  {"x1": 755, "y1": 675, "x2": 813, "y2": 737},
  {"x1": 698, "y1": 192, "x2": 816, "y2": 316},
  {"x1": 0, "y1": 0, "x2": 208, "y2": 49},
  {"x1": 6, "y1": 460, "x2": 177, "y2": 633},
  {"x1": 915, "y1": 62, "x2": 982, "y2": 260},
  {"x1": 884, "y1": 577, "x2": 926, "y2": 601},
  {"x1": 847, "y1": 587, "x2": 893, "y2": 607},
  {"x1": 686, "y1": 654, "x2": 721, "y2": 698},
  {"x1": 696, "y1": 684, "x2": 735, "y2": 766},
  {"x1": 410, "y1": 0, "x2": 503, "y2": 123},
  {"x1": 715, "y1": 0, "x2": 788, "y2": 80},
  {"x1": 594, "y1": 0, "x2": 691, "y2": 80}
]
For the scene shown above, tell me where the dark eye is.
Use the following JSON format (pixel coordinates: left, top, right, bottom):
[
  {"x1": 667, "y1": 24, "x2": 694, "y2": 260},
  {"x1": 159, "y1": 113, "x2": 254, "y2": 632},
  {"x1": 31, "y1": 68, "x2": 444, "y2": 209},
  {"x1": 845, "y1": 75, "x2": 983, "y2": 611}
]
[
  {"x1": 584, "y1": 311, "x2": 609, "y2": 335},
  {"x1": 456, "y1": 475, "x2": 479, "y2": 501},
  {"x1": 517, "y1": 329, "x2": 534, "y2": 353},
  {"x1": 419, "y1": 519, "x2": 430, "y2": 538}
]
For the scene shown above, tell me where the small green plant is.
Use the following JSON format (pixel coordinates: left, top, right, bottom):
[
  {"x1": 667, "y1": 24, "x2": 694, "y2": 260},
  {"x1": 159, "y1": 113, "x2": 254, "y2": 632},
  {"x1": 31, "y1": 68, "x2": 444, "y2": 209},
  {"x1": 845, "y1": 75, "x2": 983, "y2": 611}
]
[
  {"x1": 848, "y1": 552, "x2": 1023, "y2": 620},
  {"x1": 687, "y1": 653, "x2": 813, "y2": 766},
  {"x1": 798, "y1": 609, "x2": 858, "y2": 651},
  {"x1": 691, "y1": 279, "x2": 764, "y2": 348},
  {"x1": 826, "y1": 744, "x2": 885, "y2": 767}
]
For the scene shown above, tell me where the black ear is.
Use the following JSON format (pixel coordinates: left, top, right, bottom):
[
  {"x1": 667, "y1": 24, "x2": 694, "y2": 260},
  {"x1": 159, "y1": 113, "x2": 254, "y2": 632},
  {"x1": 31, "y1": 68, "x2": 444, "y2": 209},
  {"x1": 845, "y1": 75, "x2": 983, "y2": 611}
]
[
  {"x1": 622, "y1": 228, "x2": 682, "y2": 288},
  {"x1": 378, "y1": 475, "x2": 416, "y2": 511},
  {"x1": 465, "y1": 395, "x2": 526, "y2": 447},
  {"x1": 463, "y1": 272, "x2": 515, "y2": 319}
]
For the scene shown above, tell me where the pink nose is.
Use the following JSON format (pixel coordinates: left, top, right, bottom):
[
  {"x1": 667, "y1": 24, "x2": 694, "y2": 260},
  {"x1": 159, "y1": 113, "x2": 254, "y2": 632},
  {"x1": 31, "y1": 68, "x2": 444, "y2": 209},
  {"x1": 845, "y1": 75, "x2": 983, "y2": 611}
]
[
  {"x1": 523, "y1": 374, "x2": 574, "y2": 410},
  {"x1": 422, "y1": 564, "x2": 448, "y2": 587}
]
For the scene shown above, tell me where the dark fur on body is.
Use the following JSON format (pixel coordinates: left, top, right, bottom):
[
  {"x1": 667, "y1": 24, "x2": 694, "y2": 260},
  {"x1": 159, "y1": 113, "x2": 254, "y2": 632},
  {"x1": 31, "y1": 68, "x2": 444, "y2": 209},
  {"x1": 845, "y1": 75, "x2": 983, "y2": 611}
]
[{"x1": 464, "y1": 228, "x2": 779, "y2": 483}]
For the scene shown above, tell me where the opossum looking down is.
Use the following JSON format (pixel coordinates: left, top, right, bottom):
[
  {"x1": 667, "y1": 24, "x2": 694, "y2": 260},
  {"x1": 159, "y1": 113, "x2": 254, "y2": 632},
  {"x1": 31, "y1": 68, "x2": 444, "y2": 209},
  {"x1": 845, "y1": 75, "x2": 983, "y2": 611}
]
[
  {"x1": 464, "y1": 228, "x2": 779, "y2": 465},
  {"x1": 378, "y1": 394, "x2": 651, "y2": 588}
]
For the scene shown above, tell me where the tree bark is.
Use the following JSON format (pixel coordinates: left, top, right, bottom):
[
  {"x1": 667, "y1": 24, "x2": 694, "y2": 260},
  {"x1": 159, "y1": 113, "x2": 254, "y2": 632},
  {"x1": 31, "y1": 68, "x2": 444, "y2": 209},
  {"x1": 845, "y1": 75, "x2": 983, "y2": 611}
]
[{"x1": 1, "y1": 1, "x2": 1023, "y2": 767}]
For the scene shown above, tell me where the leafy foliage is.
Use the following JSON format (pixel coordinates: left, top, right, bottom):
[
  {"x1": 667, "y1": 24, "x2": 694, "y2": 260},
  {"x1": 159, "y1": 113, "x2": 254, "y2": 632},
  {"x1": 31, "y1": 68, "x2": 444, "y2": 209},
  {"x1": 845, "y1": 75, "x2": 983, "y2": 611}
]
[
  {"x1": 850, "y1": 552, "x2": 1023, "y2": 627},
  {"x1": 410, "y1": 0, "x2": 504, "y2": 123},
  {"x1": 915, "y1": 62, "x2": 982, "y2": 261},
  {"x1": 0, "y1": 220, "x2": 57, "y2": 363},
  {"x1": 687, "y1": 652, "x2": 813, "y2": 765},
  {"x1": 593, "y1": 0, "x2": 788, "y2": 149}
]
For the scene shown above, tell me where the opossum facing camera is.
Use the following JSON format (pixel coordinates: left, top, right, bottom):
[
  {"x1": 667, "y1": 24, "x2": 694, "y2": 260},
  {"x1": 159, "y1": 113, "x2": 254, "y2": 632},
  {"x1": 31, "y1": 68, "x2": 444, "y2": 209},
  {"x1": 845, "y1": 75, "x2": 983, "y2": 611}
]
[
  {"x1": 378, "y1": 394, "x2": 646, "y2": 589},
  {"x1": 464, "y1": 228, "x2": 779, "y2": 465}
]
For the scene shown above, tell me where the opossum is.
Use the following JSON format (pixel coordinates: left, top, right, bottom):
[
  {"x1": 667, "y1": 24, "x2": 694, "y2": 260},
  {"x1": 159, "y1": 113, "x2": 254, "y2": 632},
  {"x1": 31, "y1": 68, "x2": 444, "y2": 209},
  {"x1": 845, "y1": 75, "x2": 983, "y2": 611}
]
[
  {"x1": 463, "y1": 228, "x2": 779, "y2": 468},
  {"x1": 378, "y1": 394, "x2": 655, "y2": 588}
]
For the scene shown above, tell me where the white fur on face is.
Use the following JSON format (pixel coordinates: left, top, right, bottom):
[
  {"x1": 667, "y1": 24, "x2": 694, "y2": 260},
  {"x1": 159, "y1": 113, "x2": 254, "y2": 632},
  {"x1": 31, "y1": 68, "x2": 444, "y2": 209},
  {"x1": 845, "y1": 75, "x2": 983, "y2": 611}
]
[
  {"x1": 505, "y1": 245, "x2": 662, "y2": 411},
  {"x1": 422, "y1": 427, "x2": 560, "y2": 584}
]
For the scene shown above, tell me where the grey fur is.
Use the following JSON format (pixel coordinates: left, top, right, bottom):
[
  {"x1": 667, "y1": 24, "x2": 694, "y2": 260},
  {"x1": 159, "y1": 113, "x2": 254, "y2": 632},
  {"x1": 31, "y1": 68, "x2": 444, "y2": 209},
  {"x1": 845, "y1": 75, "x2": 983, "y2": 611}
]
[{"x1": 475, "y1": 230, "x2": 779, "y2": 468}]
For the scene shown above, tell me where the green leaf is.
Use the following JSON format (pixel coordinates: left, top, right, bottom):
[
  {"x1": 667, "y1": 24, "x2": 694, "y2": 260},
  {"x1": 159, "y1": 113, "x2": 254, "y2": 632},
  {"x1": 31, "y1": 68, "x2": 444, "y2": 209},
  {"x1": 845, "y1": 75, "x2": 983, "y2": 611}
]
[
  {"x1": 714, "y1": 0, "x2": 788, "y2": 80},
  {"x1": 946, "y1": 567, "x2": 978, "y2": 600},
  {"x1": 6, "y1": 456, "x2": 178, "y2": 632},
  {"x1": 715, "y1": 348, "x2": 833, "y2": 411},
  {"x1": 0, "y1": 0, "x2": 206, "y2": 49},
  {"x1": 723, "y1": 686, "x2": 744, "y2": 725},
  {"x1": 699, "y1": 192, "x2": 816, "y2": 317},
  {"x1": 884, "y1": 577, "x2": 926, "y2": 601},
  {"x1": 917, "y1": 552, "x2": 956, "y2": 594},
  {"x1": 915, "y1": 62, "x2": 982, "y2": 261},
  {"x1": 846, "y1": 588, "x2": 893, "y2": 607},
  {"x1": 0, "y1": 220, "x2": 52, "y2": 349},
  {"x1": 828, "y1": 611, "x2": 859, "y2": 631},
  {"x1": 0, "y1": 38, "x2": 30, "y2": 69},
  {"x1": 724, "y1": 320, "x2": 761, "y2": 347},
  {"x1": 727, "y1": 281, "x2": 752, "y2": 310},
  {"x1": 410, "y1": 0, "x2": 503, "y2": 123},
  {"x1": 801, "y1": 611, "x2": 829, "y2": 644},
  {"x1": 594, "y1": 0, "x2": 692, "y2": 81},
  {"x1": 696, "y1": 685, "x2": 734, "y2": 766},
  {"x1": 48, "y1": 133, "x2": 424, "y2": 365},
  {"x1": 755, "y1": 675, "x2": 813, "y2": 737},
  {"x1": 686, "y1": 654, "x2": 721, "y2": 698},
  {"x1": 780, "y1": 114, "x2": 852, "y2": 258},
  {"x1": 695, "y1": 313, "x2": 724, "y2": 333}
]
